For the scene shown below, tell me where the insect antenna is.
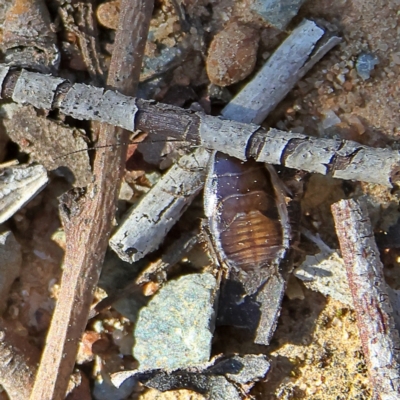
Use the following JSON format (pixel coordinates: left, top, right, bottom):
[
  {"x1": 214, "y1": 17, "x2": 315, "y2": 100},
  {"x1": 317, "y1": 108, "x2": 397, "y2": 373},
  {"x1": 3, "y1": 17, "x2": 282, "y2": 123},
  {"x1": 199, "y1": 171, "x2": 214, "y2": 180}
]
[{"x1": 54, "y1": 137, "x2": 189, "y2": 160}]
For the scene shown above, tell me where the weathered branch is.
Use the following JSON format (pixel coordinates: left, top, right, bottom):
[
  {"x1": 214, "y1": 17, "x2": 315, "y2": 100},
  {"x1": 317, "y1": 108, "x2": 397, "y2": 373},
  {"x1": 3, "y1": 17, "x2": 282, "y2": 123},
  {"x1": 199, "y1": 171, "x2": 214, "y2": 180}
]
[
  {"x1": 332, "y1": 199, "x2": 400, "y2": 400},
  {"x1": 29, "y1": 1, "x2": 153, "y2": 399},
  {"x1": 1, "y1": 64, "x2": 398, "y2": 187}
]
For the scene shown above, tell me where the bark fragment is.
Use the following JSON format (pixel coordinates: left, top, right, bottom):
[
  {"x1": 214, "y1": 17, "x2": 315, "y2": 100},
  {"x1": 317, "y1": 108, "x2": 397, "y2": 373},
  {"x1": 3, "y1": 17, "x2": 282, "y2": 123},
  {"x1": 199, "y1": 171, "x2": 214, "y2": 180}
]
[{"x1": 0, "y1": 164, "x2": 48, "y2": 224}]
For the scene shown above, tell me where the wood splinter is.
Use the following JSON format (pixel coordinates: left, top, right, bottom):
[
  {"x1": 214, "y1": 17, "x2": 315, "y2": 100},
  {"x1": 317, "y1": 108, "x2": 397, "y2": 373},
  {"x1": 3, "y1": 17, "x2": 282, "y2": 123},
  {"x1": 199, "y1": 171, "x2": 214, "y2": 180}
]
[{"x1": 332, "y1": 199, "x2": 400, "y2": 399}]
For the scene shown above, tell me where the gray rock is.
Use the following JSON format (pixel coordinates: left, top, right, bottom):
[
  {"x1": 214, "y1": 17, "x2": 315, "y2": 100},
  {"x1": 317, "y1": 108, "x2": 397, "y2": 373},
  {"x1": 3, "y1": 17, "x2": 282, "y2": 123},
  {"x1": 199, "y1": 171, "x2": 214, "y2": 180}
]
[
  {"x1": 133, "y1": 273, "x2": 217, "y2": 371},
  {"x1": 0, "y1": 230, "x2": 22, "y2": 314},
  {"x1": 208, "y1": 376, "x2": 241, "y2": 400},
  {"x1": 356, "y1": 52, "x2": 379, "y2": 80},
  {"x1": 222, "y1": 355, "x2": 271, "y2": 385},
  {"x1": 294, "y1": 250, "x2": 353, "y2": 307},
  {"x1": 251, "y1": 0, "x2": 306, "y2": 30}
]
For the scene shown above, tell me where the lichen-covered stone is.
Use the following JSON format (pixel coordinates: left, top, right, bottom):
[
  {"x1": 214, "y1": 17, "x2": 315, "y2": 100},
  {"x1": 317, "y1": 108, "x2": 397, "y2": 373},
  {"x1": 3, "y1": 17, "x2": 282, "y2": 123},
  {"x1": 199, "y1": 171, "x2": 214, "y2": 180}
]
[{"x1": 133, "y1": 273, "x2": 217, "y2": 371}]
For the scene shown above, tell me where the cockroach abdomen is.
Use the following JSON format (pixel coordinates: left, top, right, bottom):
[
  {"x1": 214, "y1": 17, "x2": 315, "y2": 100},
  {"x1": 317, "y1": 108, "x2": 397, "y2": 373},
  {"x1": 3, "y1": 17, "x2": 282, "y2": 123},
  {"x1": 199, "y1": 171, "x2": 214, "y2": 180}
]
[{"x1": 204, "y1": 151, "x2": 291, "y2": 293}]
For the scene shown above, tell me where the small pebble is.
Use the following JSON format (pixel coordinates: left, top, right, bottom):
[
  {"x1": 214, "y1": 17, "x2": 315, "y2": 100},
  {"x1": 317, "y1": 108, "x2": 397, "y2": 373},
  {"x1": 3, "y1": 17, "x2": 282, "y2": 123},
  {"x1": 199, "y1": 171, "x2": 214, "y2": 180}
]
[
  {"x1": 345, "y1": 114, "x2": 365, "y2": 135},
  {"x1": 93, "y1": 375, "x2": 137, "y2": 400},
  {"x1": 222, "y1": 354, "x2": 271, "y2": 384},
  {"x1": 321, "y1": 110, "x2": 341, "y2": 129},
  {"x1": 97, "y1": 0, "x2": 120, "y2": 30},
  {"x1": 133, "y1": 273, "x2": 217, "y2": 371},
  {"x1": 206, "y1": 20, "x2": 259, "y2": 87},
  {"x1": 392, "y1": 52, "x2": 400, "y2": 65},
  {"x1": 355, "y1": 52, "x2": 379, "y2": 80},
  {"x1": 76, "y1": 331, "x2": 106, "y2": 364}
]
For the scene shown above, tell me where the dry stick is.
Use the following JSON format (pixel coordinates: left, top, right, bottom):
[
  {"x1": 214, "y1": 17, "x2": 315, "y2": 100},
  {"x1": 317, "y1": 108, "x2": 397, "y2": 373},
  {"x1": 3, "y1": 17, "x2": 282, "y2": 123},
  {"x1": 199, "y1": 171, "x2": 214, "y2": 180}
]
[
  {"x1": 29, "y1": 1, "x2": 153, "y2": 399},
  {"x1": 1, "y1": 65, "x2": 399, "y2": 188},
  {"x1": 110, "y1": 146, "x2": 210, "y2": 262},
  {"x1": 332, "y1": 199, "x2": 400, "y2": 400}
]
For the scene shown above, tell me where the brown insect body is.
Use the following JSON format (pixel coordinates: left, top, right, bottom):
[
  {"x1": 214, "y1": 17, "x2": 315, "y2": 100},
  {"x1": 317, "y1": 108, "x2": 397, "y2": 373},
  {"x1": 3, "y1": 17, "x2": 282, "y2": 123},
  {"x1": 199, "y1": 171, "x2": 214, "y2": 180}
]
[{"x1": 204, "y1": 151, "x2": 291, "y2": 289}]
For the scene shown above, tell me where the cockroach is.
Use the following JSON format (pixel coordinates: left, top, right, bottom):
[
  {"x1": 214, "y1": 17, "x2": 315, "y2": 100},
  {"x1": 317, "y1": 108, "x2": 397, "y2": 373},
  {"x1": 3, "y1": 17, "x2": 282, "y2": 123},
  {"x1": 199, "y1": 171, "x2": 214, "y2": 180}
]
[
  {"x1": 204, "y1": 150, "x2": 292, "y2": 295},
  {"x1": 203, "y1": 150, "x2": 303, "y2": 344}
]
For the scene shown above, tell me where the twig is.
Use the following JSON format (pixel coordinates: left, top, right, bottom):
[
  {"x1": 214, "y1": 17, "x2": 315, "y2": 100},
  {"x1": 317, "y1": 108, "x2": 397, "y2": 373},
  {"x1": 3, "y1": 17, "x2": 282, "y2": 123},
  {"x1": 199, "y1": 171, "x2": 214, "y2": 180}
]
[
  {"x1": 29, "y1": 1, "x2": 153, "y2": 399},
  {"x1": 332, "y1": 199, "x2": 400, "y2": 400},
  {"x1": 1, "y1": 65, "x2": 399, "y2": 187}
]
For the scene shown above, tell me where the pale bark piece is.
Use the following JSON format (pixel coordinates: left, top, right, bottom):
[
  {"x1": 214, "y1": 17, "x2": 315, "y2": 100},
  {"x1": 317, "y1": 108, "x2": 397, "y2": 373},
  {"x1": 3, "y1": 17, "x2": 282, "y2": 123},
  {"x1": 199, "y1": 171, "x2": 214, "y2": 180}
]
[
  {"x1": 294, "y1": 253, "x2": 352, "y2": 305},
  {"x1": 110, "y1": 147, "x2": 210, "y2": 263},
  {"x1": 12, "y1": 69, "x2": 64, "y2": 110},
  {"x1": 332, "y1": 199, "x2": 400, "y2": 400},
  {"x1": 3, "y1": 65, "x2": 400, "y2": 186},
  {"x1": 198, "y1": 114, "x2": 259, "y2": 161},
  {"x1": 59, "y1": 84, "x2": 138, "y2": 132},
  {"x1": 221, "y1": 20, "x2": 330, "y2": 124},
  {"x1": 0, "y1": 164, "x2": 48, "y2": 224},
  {"x1": 248, "y1": 128, "x2": 400, "y2": 186}
]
